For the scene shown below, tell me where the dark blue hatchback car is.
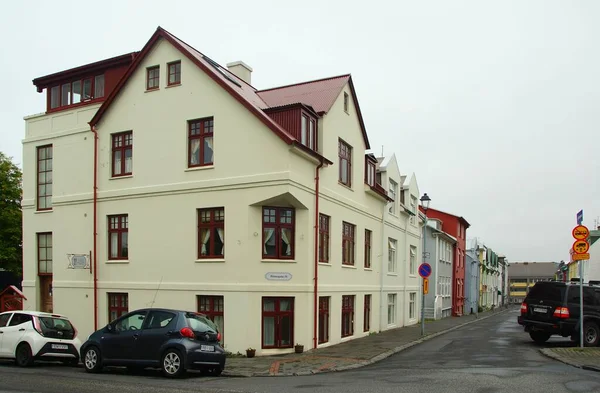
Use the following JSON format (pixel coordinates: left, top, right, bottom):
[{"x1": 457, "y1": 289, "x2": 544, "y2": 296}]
[{"x1": 80, "y1": 308, "x2": 225, "y2": 377}]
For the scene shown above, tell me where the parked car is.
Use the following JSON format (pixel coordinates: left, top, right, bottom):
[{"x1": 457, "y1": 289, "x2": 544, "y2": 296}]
[
  {"x1": 80, "y1": 308, "x2": 225, "y2": 378},
  {"x1": 517, "y1": 280, "x2": 600, "y2": 346},
  {"x1": 0, "y1": 310, "x2": 82, "y2": 366}
]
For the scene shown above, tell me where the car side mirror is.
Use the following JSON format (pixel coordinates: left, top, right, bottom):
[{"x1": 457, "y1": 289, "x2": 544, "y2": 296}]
[{"x1": 106, "y1": 324, "x2": 113, "y2": 332}]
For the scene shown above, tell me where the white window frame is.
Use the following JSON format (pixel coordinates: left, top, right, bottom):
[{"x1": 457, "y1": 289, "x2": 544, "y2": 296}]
[
  {"x1": 388, "y1": 238, "x2": 397, "y2": 273},
  {"x1": 389, "y1": 180, "x2": 397, "y2": 215},
  {"x1": 410, "y1": 245, "x2": 416, "y2": 274},
  {"x1": 409, "y1": 292, "x2": 416, "y2": 319},
  {"x1": 387, "y1": 293, "x2": 397, "y2": 325}
]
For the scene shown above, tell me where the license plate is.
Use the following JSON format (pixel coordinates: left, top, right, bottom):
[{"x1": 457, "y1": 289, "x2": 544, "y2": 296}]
[
  {"x1": 51, "y1": 344, "x2": 68, "y2": 350},
  {"x1": 200, "y1": 345, "x2": 214, "y2": 352},
  {"x1": 533, "y1": 307, "x2": 546, "y2": 313}
]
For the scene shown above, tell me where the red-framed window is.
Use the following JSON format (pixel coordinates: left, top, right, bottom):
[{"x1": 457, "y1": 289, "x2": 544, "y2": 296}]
[
  {"x1": 318, "y1": 296, "x2": 329, "y2": 344},
  {"x1": 111, "y1": 131, "x2": 133, "y2": 177},
  {"x1": 364, "y1": 229, "x2": 372, "y2": 268},
  {"x1": 342, "y1": 221, "x2": 355, "y2": 266},
  {"x1": 108, "y1": 293, "x2": 128, "y2": 322},
  {"x1": 36, "y1": 145, "x2": 53, "y2": 210},
  {"x1": 188, "y1": 117, "x2": 214, "y2": 167},
  {"x1": 318, "y1": 214, "x2": 330, "y2": 263},
  {"x1": 262, "y1": 207, "x2": 295, "y2": 260},
  {"x1": 198, "y1": 295, "x2": 224, "y2": 340},
  {"x1": 146, "y1": 66, "x2": 160, "y2": 90},
  {"x1": 262, "y1": 297, "x2": 294, "y2": 349},
  {"x1": 198, "y1": 208, "x2": 225, "y2": 258},
  {"x1": 338, "y1": 139, "x2": 352, "y2": 187},
  {"x1": 341, "y1": 295, "x2": 354, "y2": 338},
  {"x1": 168, "y1": 61, "x2": 181, "y2": 86},
  {"x1": 343, "y1": 92, "x2": 349, "y2": 113},
  {"x1": 108, "y1": 214, "x2": 128, "y2": 260},
  {"x1": 300, "y1": 114, "x2": 317, "y2": 151},
  {"x1": 364, "y1": 294, "x2": 371, "y2": 332},
  {"x1": 48, "y1": 74, "x2": 104, "y2": 111},
  {"x1": 37, "y1": 232, "x2": 52, "y2": 276},
  {"x1": 365, "y1": 159, "x2": 376, "y2": 186}
]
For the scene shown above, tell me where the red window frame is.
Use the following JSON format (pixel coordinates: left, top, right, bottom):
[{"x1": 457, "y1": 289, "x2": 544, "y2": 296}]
[
  {"x1": 342, "y1": 221, "x2": 355, "y2": 266},
  {"x1": 167, "y1": 61, "x2": 181, "y2": 86},
  {"x1": 261, "y1": 297, "x2": 294, "y2": 349},
  {"x1": 36, "y1": 145, "x2": 53, "y2": 211},
  {"x1": 318, "y1": 297, "x2": 329, "y2": 344},
  {"x1": 197, "y1": 295, "x2": 224, "y2": 322},
  {"x1": 318, "y1": 214, "x2": 330, "y2": 263},
  {"x1": 111, "y1": 131, "x2": 133, "y2": 177},
  {"x1": 300, "y1": 113, "x2": 317, "y2": 151},
  {"x1": 364, "y1": 229, "x2": 372, "y2": 268},
  {"x1": 146, "y1": 66, "x2": 160, "y2": 90},
  {"x1": 365, "y1": 159, "x2": 376, "y2": 186},
  {"x1": 338, "y1": 139, "x2": 352, "y2": 187},
  {"x1": 364, "y1": 294, "x2": 371, "y2": 332},
  {"x1": 37, "y1": 232, "x2": 52, "y2": 276},
  {"x1": 341, "y1": 295, "x2": 354, "y2": 338},
  {"x1": 262, "y1": 207, "x2": 295, "y2": 260},
  {"x1": 108, "y1": 214, "x2": 128, "y2": 260},
  {"x1": 47, "y1": 74, "x2": 104, "y2": 112},
  {"x1": 108, "y1": 293, "x2": 128, "y2": 322},
  {"x1": 198, "y1": 208, "x2": 225, "y2": 259},
  {"x1": 188, "y1": 117, "x2": 214, "y2": 167}
]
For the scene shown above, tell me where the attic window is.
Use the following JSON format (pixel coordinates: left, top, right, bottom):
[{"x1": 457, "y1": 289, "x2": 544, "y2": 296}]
[
  {"x1": 365, "y1": 159, "x2": 376, "y2": 187},
  {"x1": 147, "y1": 66, "x2": 160, "y2": 90},
  {"x1": 301, "y1": 114, "x2": 317, "y2": 151},
  {"x1": 344, "y1": 92, "x2": 349, "y2": 113},
  {"x1": 168, "y1": 61, "x2": 181, "y2": 86},
  {"x1": 48, "y1": 74, "x2": 104, "y2": 110}
]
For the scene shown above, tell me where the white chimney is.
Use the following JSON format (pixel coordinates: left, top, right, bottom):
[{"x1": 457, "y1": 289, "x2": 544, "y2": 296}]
[{"x1": 226, "y1": 61, "x2": 253, "y2": 85}]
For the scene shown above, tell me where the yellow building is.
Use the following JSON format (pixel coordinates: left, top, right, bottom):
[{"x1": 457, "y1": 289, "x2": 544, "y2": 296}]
[{"x1": 508, "y1": 262, "x2": 558, "y2": 304}]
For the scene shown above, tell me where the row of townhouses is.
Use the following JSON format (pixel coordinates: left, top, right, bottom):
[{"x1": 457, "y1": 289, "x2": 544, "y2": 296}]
[
  {"x1": 22, "y1": 27, "x2": 427, "y2": 355},
  {"x1": 466, "y1": 239, "x2": 509, "y2": 309}
]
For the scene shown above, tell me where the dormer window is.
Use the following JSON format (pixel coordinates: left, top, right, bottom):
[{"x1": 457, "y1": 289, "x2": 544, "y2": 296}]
[
  {"x1": 49, "y1": 74, "x2": 105, "y2": 110},
  {"x1": 365, "y1": 159, "x2": 376, "y2": 186},
  {"x1": 301, "y1": 113, "x2": 317, "y2": 150}
]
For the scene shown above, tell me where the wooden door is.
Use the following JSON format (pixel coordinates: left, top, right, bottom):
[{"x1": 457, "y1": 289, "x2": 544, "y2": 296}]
[{"x1": 39, "y1": 275, "x2": 53, "y2": 313}]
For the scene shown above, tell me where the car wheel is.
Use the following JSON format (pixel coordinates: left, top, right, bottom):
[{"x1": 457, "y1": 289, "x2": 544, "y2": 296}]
[
  {"x1": 83, "y1": 346, "x2": 103, "y2": 373},
  {"x1": 15, "y1": 343, "x2": 34, "y2": 367},
  {"x1": 161, "y1": 349, "x2": 185, "y2": 378},
  {"x1": 584, "y1": 321, "x2": 600, "y2": 346},
  {"x1": 529, "y1": 331, "x2": 551, "y2": 344}
]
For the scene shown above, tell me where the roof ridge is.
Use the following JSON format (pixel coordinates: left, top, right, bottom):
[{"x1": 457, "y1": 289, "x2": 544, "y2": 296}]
[{"x1": 256, "y1": 74, "x2": 351, "y2": 93}]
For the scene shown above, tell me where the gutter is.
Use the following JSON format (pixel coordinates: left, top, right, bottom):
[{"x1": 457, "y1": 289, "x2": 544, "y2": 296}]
[
  {"x1": 90, "y1": 124, "x2": 99, "y2": 331},
  {"x1": 313, "y1": 158, "x2": 324, "y2": 349}
]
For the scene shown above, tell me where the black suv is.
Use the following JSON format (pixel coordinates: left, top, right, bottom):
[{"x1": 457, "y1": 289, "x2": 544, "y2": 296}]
[
  {"x1": 80, "y1": 308, "x2": 225, "y2": 377},
  {"x1": 518, "y1": 280, "x2": 600, "y2": 346}
]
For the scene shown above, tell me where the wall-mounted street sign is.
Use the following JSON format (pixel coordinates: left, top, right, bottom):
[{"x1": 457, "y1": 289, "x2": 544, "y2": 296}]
[
  {"x1": 423, "y1": 278, "x2": 429, "y2": 294},
  {"x1": 265, "y1": 272, "x2": 292, "y2": 281},
  {"x1": 67, "y1": 254, "x2": 90, "y2": 269},
  {"x1": 572, "y1": 225, "x2": 590, "y2": 240},
  {"x1": 418, "y1": 263, "x2": 432, "y2": 278},
  {"x1": 573, "y1": 253, "x2": 590, "y2": 261},
  {"x1": 573, "y1": 240, "x2": 590, "y2": 254}
]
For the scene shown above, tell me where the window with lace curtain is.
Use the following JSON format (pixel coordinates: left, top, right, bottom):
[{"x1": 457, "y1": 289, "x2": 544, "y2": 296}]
[
  {"x1": 198, "y1": 208, "x2": 224, "y2": 259},
  {"x1": 262, "y1": 207, "x2": 295, "y2": 259},
  {"x1": 111, "y1": 131, "x2": 133, "y2": 177},
  {"x1": 188, "y1": 117, "x2": 214, "y2": 167}
]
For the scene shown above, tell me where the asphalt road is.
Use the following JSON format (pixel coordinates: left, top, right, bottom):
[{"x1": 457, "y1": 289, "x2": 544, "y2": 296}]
[{"x1": 2, "y1": 309, "x2": 600, "y2": 393}]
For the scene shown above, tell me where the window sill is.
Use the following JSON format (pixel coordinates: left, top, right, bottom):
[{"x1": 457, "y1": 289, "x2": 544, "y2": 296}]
[
  {"x1": 338, "y1": 182, "x2": 354, "y2": 191},
  {"x1": 261, "y1": 259, "x2": 297, "y2": 263},
  {"x1": 364, "y1": 268, "x2": 373, "y2": 271},
  {"x1": 106, "y1": 260, "x2": 129, "y2": 264},
  {"x1": 145, "y1": 88, "x2": 159, "y2": 93},
  {"x1": 185, "y1": 165, "x2": 214, "y2": 172},
  {"x1": 166, "y1": 83, "x2": 181, "y2": 89},
  {"x1": 195, "y1": 259, "x2": 225, "y2": 263},
  {"x1": 387, "y1": 272, "x2": 398, "y2": 276},
  {"x1": 34, "y1": 209, "x2": 53, "y2": 214},
  {"x1": 110, "y1": 174, "x2": 133, "y2": 180},
  {"x1": 318, "y1": 262, "x2": 331, "y2": 266},
  {"x1": 341, "y1": 335, "x2": 354, "y2": 341},
  {"x1": 341, "y1": 264, "x2": 357, "y2": 269},
  {"x1": 409, "y1": 274, "x2": 417, "y2": 278}
]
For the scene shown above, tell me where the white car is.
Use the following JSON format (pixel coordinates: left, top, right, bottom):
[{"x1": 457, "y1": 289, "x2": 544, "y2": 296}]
[{"x1": 0, "y1": 310, "x2": 82, "y2": 367}]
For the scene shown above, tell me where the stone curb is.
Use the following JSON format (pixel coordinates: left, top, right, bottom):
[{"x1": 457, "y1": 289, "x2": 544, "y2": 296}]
[
  {"x1": 223, "y1": 308, "x2": 511, "y2": 378},
  {"x1": 539, "y1": 348, "x2": 600, "y2": 372}
]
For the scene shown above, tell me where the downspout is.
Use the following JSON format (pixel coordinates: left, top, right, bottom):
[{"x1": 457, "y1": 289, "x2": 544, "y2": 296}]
[
  {"x1": 379, "y1": 200, "x2": 386, "y2": 332},
  {"x1": 313, "y1": 159, "x2": 324, "y2": 349},
  {"x1": 91, "y1": 124, "x2": 99, "y2": 331}
]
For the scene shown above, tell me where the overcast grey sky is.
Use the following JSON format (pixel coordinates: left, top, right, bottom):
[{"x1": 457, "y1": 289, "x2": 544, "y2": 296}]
[{"x1": 1, "y1": 0, "x2": 598, "y2": 263}]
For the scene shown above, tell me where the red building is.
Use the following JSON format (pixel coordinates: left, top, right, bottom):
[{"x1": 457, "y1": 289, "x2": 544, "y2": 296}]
[{"x1": 419, "y1": 207, "x2": 470, "y2": 316}]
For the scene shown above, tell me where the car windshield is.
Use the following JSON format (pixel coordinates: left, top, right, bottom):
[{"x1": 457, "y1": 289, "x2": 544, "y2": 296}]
[
  {"x1": 185, "y1": 313, "x2": 218, "y2": 333},
  {"x1": 527, "y1": 283, "x2": 566, "y2": 302},
  {"x1": 38, "y1": 316, "x2": 75, "y2": 339}
]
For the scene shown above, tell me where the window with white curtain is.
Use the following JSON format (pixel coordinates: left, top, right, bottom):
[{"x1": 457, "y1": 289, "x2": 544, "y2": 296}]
[
  {"x1": 388, "y1": 238, "x2": 397, "y2": 273},
  {"x1": 387, "y1": 293, "x2": 397, "y2": 325}
]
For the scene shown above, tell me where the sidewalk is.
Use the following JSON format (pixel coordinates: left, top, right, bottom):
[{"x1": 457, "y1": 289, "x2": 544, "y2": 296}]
[
  {"x1": 540, "y1": 348, "x2": 600, "y2": 372},
  {"x1": 223, "y1": 307, "x2": 511, "y2": 377}
]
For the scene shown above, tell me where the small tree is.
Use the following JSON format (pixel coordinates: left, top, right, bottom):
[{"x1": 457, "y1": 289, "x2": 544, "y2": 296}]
[{"x1": 0, "y1": 152, "x2": 22, "y2": 276}]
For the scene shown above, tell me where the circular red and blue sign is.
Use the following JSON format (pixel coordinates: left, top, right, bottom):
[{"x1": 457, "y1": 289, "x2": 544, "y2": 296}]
[{"x1": 418, "y1": 263, "x2": 432, "y2": 278}]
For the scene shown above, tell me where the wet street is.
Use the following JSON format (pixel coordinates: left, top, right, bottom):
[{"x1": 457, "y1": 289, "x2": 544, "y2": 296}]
[{"x1": 2, "y1": 309, "x2": 600, "y2": 392}]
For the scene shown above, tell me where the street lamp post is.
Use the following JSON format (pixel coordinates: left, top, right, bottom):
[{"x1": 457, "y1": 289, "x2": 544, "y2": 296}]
[{"x1": 420, "y1": 193, "x2": 431, "y2": 336}]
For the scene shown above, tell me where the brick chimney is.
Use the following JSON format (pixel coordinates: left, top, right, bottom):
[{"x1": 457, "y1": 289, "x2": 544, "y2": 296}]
[{"x1": 226, "y1": 61, "x2": 253, "y2": 85}]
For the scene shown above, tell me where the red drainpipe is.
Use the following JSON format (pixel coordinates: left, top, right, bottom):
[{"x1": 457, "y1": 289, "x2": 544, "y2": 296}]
[
  {"x1": 313, "y1": 159, "x2": 324, "y2": 349},
  {"x1": 91, "y1": 124, "x2": 99, "y2": 331}
]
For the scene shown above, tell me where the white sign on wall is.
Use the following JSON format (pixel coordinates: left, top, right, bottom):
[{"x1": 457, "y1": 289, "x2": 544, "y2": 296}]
[
  {"x1": 67, "y1": 254, "x2": 90, "y2": 269},
  {"x1": 265, "y1": 272, "x2": 292, "y2": 281}
]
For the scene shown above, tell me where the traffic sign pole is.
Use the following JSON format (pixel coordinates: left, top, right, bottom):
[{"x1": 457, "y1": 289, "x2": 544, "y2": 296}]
[
  {"x1": 572, "y1": 218, "x2": 588, "y2": 348},
  {"x1": 418, "y1": 262, "x2": 432, "y2": 336}
]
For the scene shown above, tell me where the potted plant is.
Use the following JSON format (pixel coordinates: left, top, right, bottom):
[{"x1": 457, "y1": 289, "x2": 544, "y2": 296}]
[
  {"x1": 294, "y1": 343, "x2": 304, "y2": 353},
  {"x1": 246, "y1": 347, "x2": 256, "y2": 358}
]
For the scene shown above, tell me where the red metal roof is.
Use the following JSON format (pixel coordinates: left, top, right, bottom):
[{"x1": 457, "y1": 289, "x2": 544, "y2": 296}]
[{"x1": 257, "y1": 75, "x2": 350, "y2": 114}]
